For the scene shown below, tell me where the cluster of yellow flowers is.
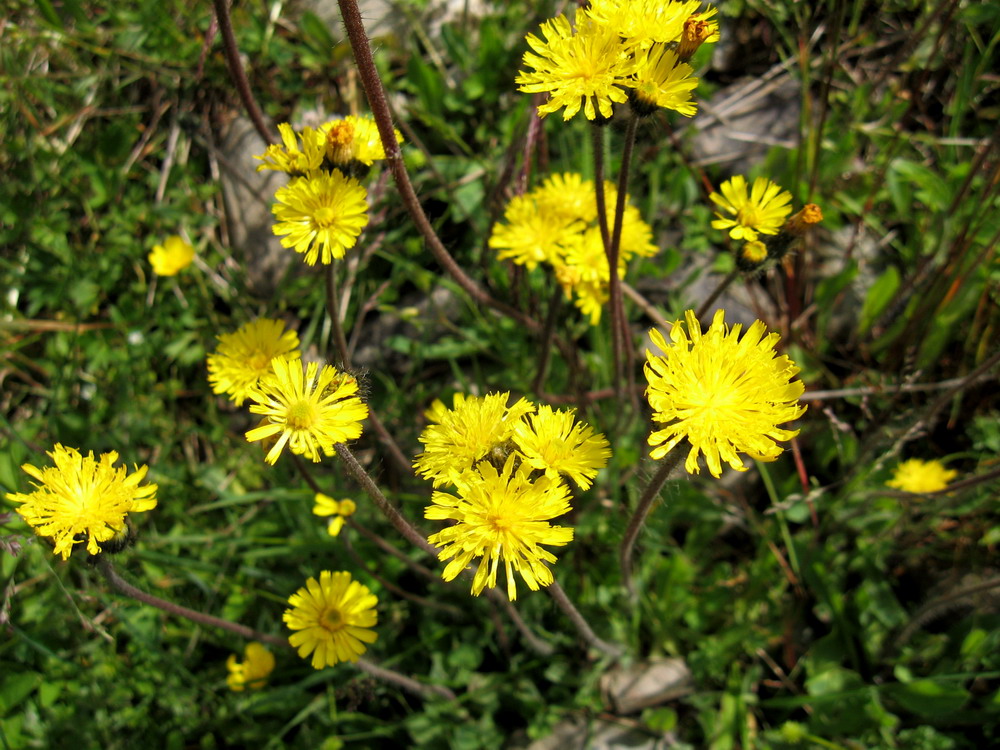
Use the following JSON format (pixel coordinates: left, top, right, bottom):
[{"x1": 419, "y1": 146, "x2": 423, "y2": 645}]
[
  {"x1": 414, "y1": 392, "x2": 611, "y2": 600},
  {"x1": 516, "y1": 1, "x2": 719, "y2": 121},
  {"x1": 252, "y1": 116, "x2": 402, "y2": 265},
  {"x1": 489, "y1": 172, "x2": 656, "y2": 324}
]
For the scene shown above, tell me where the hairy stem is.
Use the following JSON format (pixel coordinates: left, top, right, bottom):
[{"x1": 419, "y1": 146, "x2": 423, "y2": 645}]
[
  {"x1": 609, "y1": 115, "x2": 640, "y2": 406},
  {"x1": 336, "y1": 0, "x2": 539, "y2": 333},
  {"x1": 620, "y1": 449, "x2": 685, "y2": 597},
  {"x1": 96, "y1": 557, "x2": 455, "y2": 700},
  {"x1": 211, "y1": 0, "x2": 273, "y2": 145},
  {"x1": 546, "y1": 580, "x2": 623, "y2": 658}
]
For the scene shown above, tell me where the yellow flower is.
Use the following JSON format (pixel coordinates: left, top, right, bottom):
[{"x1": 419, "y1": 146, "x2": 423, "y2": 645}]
[
  {"x1": 586, "y1": 0, "x2": 718, "y2": 50},
  {"x1": 245, "y1": 356, "x2": 368, "y2": 465},
  {"x1": 644, "y1": 309, "x2": 806, "y2": 477},
  {"x1": 630, "y1": 45, "x2": 699, "y2": 117},
  {"x1": 283, "y1": 571, "x2": 378, "y2": 669},
  {"x1": 312, "y1": 493, "x2": 357, "y2": 537},
  {"x1": 321, "y1": 116, "x2": 402, "y2": 167},
  {"x1": 425, "y1": 455, "x2": 574, "y2": 601},
  {"x1": 886, "y1": 459, "x2": 957, "y2": 493},
  {"x1": 413, "y1": 392, "x2": 536, "y2": 487},
  {"x1": 207, "y1": 318, "x2": 301, "y2": 406},
  {"x1": 512, "y1": 405, "x2": 611, "y2": 490},
  {"x1": 148, "y1": 235, "x2": 194, "y2": 276},
  {"x1": 253, "y1": 122, "x2": 326, "y2": 174},
  {"x1": 272, "y1": 169, "x2": 369, "y2": 265},
  {"x1": 516, "y1": 13, "x2": 633, "y2": 121},
  {"x1": 710, "y1": 175, "x2": 793, "y2": 242},
  {"x1": 8, "y1": 445, "x2": 157, "y2": 560},
  {"x1": 488, "y1": 193, "x2": 581, "y2": 270},
  {"x1": 226, "y1": 643, "x2": 275, "y2": 691}
]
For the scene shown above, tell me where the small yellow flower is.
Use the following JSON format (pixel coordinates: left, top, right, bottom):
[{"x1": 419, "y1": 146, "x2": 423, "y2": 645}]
[
  {"x1": 413, "y1": 392, "x2": 536, "y2": 487},
  {"x1": 271, "y1": 169, "x2": 369, "y2": 265},
  {"x1": 630, "y1": 45, "x2": 699, "y2": 117},
  {"x1": 207, "y1": 318, "x2": 301, "y2": 406},
  {"x1": 245, "y1": 356, "x2": 368, "y2": 465},
  {"x1": 512, "y1": 405, "x2": 611, "y2": 490},
  {"x1": 8, "y1": 445, "x2": 157, "y2": 560},
  {"x1": 312, "y1": 493, "x2": 357, "y2": 537},
  {"x1": 516, "y1": 13, "x2": 634, "y2": 121},
  {"x1": 321, "y1": 116, "x2": 402, "y2": 167},
  {"x1": 425, "y1": 455, "x2": 574, "y2": 601},
  {"x1": 284, "y1": 571, "x2": 378, "y2": 669},
  {"x1": 226, "y1": 643, "x2": 275, "y2": 691},
  {"x1": 710, "y1": 175, "x2": 793, "y2": 242},
  {"x1": 886, "y1": 459, "x2": 957, "y2": 493},
  {"x1": 253, "y1": 122, "x2": 326, "y2": 174},
  {"x1": 148, "y1": 235, "x2": 195, "y2": 276},
  {"x1": 644, "y1": 309, "x2": 806, "y2": 477},
  {"x1": 586, "y1": 0, "x2": 717, "y2": 50}
]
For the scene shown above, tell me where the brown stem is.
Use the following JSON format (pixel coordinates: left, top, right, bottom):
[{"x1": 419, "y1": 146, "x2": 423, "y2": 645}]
[
  {"x1": 97, "y1": 557, "x2": 454, "y2": 701},
  {"x1": 620, "y1": 449, "x2": 685, "y2": 597},
  {"x1": 608, "y1": 115, "x2": 639, "y2": 404},
  {"x1": 546, "y1": 580, "x2": 623, "y2": 658},
  {"x1": 592, "y1": 124, "x2": 611, "y2": 254},
  {"x1": 695, "y1": 267, "x2": 739, "y2": 320},
  {"x1": 335, "y1": 0, "x2": 539, "y2": 333},
  {"x1": 211, "y1": 0, "x2": 273, "y2": 145}
]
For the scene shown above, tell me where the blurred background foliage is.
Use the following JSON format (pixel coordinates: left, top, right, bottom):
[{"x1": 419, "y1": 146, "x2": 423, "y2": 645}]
[{"x1": 2, "y1": 0, "x2": 999, "y2": 747}]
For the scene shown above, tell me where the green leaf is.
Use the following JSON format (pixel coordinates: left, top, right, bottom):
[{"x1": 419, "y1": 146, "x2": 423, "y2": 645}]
[
  {"x1": 858, "y1": 266, "x2": 900, "y2": 334},
  {"x1": 885, "y1": 679, "x2": 969, "y2": 717}
]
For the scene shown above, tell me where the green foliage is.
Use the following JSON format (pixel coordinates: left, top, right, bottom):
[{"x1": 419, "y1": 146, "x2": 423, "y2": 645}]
[{"x1": 2, "y1": 0, "x2": 999, "y2": 748}]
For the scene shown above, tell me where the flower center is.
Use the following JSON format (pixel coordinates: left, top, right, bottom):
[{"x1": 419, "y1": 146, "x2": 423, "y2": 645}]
[
  {"x1": 286, "y1": 400, "x2": 318, "y2": 430},
  {"x1": 736, "y1": 205, "x2": 761, "y2": 228},
  {"x1": 248, "y1": 353, "x2": 270, "y2": 372},
  {"x1": 313, "y1": 206, "x2": 337, "y2": 228},
  {"x1": 321, "y1": 606, "x2": 344, "y2": 631}
]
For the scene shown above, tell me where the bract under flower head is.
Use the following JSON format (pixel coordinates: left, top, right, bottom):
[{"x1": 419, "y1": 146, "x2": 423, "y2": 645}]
[
  {"x1": 710, "y1": 175, "x2": 793, "y2": 242},
  {"x1": 9, "y1": 445, "x2": 157, "y2": 560},
  {"x1": 413, "y1": 392, "x2": 535, "y2": 487},
  {"x1": 886, "y1": 458, "x2": 957, "y2": 493},
  {"x1": 245, "y1": 355, "x2": 368, "y2": 464},
  {"x1": 425, "y1": 455, "x2": 574, "y2": 601},
  {"x1": 516, "y1": 13, "x2": 634, "y2": 121},
  {"x1": 644, "y1": 309, "x2": 806, "y2": 477},
  {"x1": 207, "y1": 318, "x2": 301, "y2": 406},
  {"x1": 271, "y1": 169, "x2": 369, "y2": 265},
  {"x1": 283, "y1": 571, "x2": 378, "y2": 669}
]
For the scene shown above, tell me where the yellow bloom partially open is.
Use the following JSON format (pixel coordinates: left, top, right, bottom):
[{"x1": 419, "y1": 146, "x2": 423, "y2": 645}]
[
  {"x1": 226, "y1": 643, "x2": 275, "y2": 691},
  {"x1": 148, "y1": 235, "x2": 194, "y2": 276},
  {"x1": 886, "y1": 459, "x2": 957, "y2": 493},
  {"x1": 644, "y1": 309, "x2": 806, "y2": 477}
]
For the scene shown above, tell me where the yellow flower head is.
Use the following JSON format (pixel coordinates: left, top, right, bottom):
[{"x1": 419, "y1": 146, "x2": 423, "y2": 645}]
[
  {"x1": 148, "y1": 235, "x2": 195, "y2": 276},
  {"x1": 516, "y1": 13, "x2": 634, "y2": 121},
  {"x1": 226, "y1": 643, "x2": 275, "y2": 691},
  {"x1": 271, "y1": 169, "x2": 369, "y2": 265},
  {"x1": 630, "y1": 45, "x2": 699, "y2": 117},
  {"x1": 254, "y1": 122, "x2": 326, "y2": 174},
  {"x1": 321, "y1": 116, "x2": 402, "y2": 167},
  {"x1": 586, "y1": 0, "x2": 716, "y2": 49},
  {"x1": 886, "y1": 459, "x2": 957, "y2": 493},
  {"x1": 710, "y1": 175, "x2": 793, "y2": 242},
  {"x1": 283, "y1": 571, "x2": 378, "y2": 669},
  {"x1": 488, "y1": 192, "x2": 582, "y2": 270},
  {"x1": 425, "y1": 455, "x2": 574, "y2": 601},
  {"x1": 8, "y1": 445, "x2": 157, "y2": 560},
  {"x1": 644, "y1": 310, "x2": 807, "y2": 477},
  {"x1": 413, "y1": 392, "x2": 536, "y2": 487},
  {"x1": 207, "y1": 318, "x2": 301, "y2": 406},
  {"x1": 312, "y1": 493, "x2": 357, "y2": 537},
  {"x1": 512, "y1": 405, "x2": 611, "y2": 490},
  {"x1": 245, "y1": 356, "x2": 368, "y2": 465}
]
